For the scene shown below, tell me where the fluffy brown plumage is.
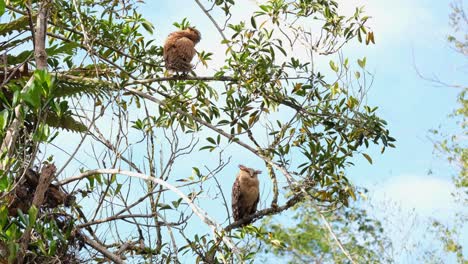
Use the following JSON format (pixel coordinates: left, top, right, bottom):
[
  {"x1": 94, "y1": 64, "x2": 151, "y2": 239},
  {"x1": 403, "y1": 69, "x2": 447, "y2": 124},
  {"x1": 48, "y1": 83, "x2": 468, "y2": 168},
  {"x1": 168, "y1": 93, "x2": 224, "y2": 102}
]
[
  {"x1": 163, "y1": 27, "x2": 201, "y2": 74},
  {"x1": 232, "y1": 165, "x2": 261, "y2": 224}
]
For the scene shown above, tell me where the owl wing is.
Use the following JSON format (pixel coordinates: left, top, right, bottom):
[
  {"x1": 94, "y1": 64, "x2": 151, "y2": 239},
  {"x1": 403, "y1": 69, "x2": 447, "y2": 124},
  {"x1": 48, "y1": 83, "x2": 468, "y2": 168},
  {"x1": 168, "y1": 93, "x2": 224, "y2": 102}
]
[
  {"x1": 163, "y1": 36, "x2": 175, "y2": 62},
  {"x1": 231, "y1": 177, "x2": 243, "y2": 221},
  {"x1": 249, "y1": 193, "x2": 259, "y2": 216}
]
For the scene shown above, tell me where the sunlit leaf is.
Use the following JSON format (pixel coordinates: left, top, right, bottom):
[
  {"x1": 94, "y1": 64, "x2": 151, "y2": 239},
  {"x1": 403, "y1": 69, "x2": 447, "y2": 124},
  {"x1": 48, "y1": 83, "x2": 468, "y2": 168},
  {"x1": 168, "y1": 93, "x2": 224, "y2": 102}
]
[{"x1": 362, "y1": 153, "x2": 373, "y2": 164}]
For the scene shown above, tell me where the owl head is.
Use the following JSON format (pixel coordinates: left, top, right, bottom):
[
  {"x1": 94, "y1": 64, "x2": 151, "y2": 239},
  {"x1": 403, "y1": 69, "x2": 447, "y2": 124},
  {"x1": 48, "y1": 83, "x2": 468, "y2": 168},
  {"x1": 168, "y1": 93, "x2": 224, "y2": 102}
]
[
  {"x1": 186, "y1": 27, "x2": 201, "y2": 43},
  {"x1": 239, "y1": 165, "x2": 261, "y2": 178}
]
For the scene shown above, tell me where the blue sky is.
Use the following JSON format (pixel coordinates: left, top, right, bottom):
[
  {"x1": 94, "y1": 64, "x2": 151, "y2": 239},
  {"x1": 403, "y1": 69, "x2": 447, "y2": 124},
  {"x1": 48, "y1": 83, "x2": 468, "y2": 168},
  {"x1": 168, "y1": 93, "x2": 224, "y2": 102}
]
[{"x1": 40, "y1": 0, "x2": 466, "y2": 262}]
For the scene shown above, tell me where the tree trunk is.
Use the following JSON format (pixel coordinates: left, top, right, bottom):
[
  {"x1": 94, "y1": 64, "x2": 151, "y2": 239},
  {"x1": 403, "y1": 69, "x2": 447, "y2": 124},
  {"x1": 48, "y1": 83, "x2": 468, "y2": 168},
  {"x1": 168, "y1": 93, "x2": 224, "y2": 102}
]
[
  {"x1": 11, "y1": 1, "x2": 51, "y2": 263},
  {"x1": 0, "y1": 1, "x2": 49, "y2": 170}
]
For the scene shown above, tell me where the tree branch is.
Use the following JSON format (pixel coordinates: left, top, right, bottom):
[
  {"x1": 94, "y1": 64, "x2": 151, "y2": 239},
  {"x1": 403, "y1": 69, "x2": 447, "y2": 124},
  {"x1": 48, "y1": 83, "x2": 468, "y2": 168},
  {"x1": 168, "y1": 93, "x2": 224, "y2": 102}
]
[
  {"x1": 59, "y1": 168, "x2": 243, "y2": 260},
  {"x1": 76, "y1": 213, "x2": 184, "y2": 229},
  {"x1": 125, "y1": 75, "x2": 236, "y2": 85},
  {"x1": 17, "y1": 164, "x2": 56, "y2": 263},
  {"x1": 224, "y1": 193, "x2": 304, "y2": 232},
  {"x1": 33, "y1": 1, "x2": 48, "y2": 69},
  {"x1": 194, "y1": 0, "x2": 229, "y2": 42},
  {"x1": 82, "y1": 234, "x2": 124, "y2": 264}
]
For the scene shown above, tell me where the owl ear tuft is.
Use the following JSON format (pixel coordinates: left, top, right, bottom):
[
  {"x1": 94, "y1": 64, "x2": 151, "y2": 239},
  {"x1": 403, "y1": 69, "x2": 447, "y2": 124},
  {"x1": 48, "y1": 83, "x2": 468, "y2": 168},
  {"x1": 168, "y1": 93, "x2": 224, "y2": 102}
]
[
  {"x1": 255, "y1": 170, "x2": 262, "y2": 174},
  {"x1": 239, "y1": 165, "x2": 248, "y2": 171}
]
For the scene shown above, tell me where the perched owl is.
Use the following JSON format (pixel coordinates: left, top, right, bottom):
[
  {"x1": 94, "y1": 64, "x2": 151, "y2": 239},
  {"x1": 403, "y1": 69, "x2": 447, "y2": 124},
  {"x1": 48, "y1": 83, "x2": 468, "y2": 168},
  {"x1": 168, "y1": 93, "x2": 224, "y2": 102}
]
[
  {"x1": 163, "y1": 27, "x2": 201, "y2": 74},
  {"x1": 232, "y1": 165, "x2": 261, "y2": 224}
]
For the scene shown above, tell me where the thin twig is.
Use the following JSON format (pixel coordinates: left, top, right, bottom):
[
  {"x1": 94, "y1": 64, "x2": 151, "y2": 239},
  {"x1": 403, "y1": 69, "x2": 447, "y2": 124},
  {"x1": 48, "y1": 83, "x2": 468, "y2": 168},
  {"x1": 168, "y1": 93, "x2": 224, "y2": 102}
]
[
  {"x1": 194, "y1": 0, "x2": 229, "y2": 42},
  {"x1": 82, "y1": 234, "x2": 124, "y2": 264},
  {"x1": 59, "y1": 168, "x2": 243, "y2": 260},
  {"x1": 77, "y1": 213, "x2": 184, "y2": 228}
]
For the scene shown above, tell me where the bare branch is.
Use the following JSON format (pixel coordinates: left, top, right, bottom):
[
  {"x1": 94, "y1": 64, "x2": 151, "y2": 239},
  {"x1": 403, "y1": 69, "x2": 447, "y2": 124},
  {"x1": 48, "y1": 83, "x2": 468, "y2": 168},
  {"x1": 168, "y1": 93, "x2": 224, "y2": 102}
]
[
  {"x1": 126, "y1": 75, "x2": 236, "y2": 85},
  {"x1": 59, "y1": 168, "x2": 243, "y2": 260},
  {"x1": 82, "y1": 234, "x2": 124, "y2": 264},
  {"x1": 194, "y1": 0, "x2": 229, "y2": 42},
  {"x1": 77, "y1": 213, "x2": 185, "y2": 229}
]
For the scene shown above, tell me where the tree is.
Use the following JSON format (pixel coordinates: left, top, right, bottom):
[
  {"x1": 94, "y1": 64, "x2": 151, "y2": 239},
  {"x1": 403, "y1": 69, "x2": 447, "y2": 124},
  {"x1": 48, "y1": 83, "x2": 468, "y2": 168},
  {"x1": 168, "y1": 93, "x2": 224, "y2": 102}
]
[
  {"x1": 425, "y1": 1, "x2": 467, "y2": 263},
  {"x1": 253, "y1": 2, "x2": 468, "y2": 263},
  {"x1": 0, "y1": 0, "x2": 392, "y2": 263},
  {"x1": 434, "y1": 0, "x2": 467, "y2": 190},
  {"x1": 252, "y1": 190, "x2": 393, "y2": 264}
]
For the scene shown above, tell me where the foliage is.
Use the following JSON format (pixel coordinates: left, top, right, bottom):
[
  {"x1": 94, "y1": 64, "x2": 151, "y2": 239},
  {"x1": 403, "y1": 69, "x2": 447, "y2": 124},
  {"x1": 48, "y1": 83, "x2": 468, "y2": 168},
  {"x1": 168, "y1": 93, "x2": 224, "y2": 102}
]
[
  {"x1": 427, "y1": 1, "x2": 467, "y2": 263},
  {"x1": 448, "y1": 0, "x2": 468, "y2": 56},
  {"x1": 253, "y1": 197, "x2": 392, "y2": 264},
  {"x1": 0, "y1": 0, "x2": 392, "y2": 262},
  {"x1": 431, "y1": 0, "x2": 468, "y2": 189}
]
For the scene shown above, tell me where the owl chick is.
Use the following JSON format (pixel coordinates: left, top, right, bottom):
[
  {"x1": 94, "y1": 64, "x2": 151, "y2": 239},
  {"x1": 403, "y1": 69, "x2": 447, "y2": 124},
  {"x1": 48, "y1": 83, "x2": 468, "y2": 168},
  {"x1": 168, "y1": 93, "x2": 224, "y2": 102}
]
[
  {"x1": 163, "y1": 27, "x2": 201, "y2": 74},
  {"x1": 232, "y1": 165, "x2": 261, "y2": 224}
]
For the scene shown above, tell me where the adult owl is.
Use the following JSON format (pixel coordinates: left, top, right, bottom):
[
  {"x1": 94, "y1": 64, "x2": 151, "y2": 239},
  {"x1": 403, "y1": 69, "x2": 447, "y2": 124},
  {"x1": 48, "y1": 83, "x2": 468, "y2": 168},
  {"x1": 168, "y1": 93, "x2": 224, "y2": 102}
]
[
  {"x1": 163, "y1": 27, "x2": 201, "y2": 74},
  {"x1": 232, "y1": 165, "x2": 261, "y2": 224}
]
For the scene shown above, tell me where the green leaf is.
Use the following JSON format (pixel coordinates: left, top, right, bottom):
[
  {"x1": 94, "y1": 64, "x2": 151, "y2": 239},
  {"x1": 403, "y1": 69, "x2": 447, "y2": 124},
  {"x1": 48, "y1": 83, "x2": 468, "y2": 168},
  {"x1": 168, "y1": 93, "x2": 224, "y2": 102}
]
[
  {"x1": 115, "y1": 183, "x2": 123, "y2": 195},
  {"x1": 29, "y1": 70, "x2": 51, "y2": 100},
  {"x1": 357, "y1": 57, "x2": 366, "y2": 68},
  {"x1": 17, "y1": 210, "x2": 27, "y2": 226},
  {"x1": 0, "y1": 205, "x2": 8, "y2": 227},
  {"x1": 0, "y1": 0, "x2": 5, "y2": 17},
  {"x1": 28, "y1": 205, "x2": 38, "y2": 228},
  {"x1": 192, "y1": 167, "x2": 200, "y2": 177},
  {"x1": 33, "y1": 124, "x2": 50, "y2": 142},
  {"x1": 22, "y1": 82, "x2": 42, "y2": 109},
  {"x1": 251, "y1": 16, "x2": 257, "y2": 29},
  {"x1": 199, "y1": 145, "x2": 214, "y2": 151},
  {"x1": 48, "y1": 240, "x2": 57, "y2": 255},
  {"x1": 0, "y1": 109, "x2": 8, "y2": 130},
  {"x1": 110, "y1": 174, "x2": 116, "y2": 184},
  {"x1": 362, "y1": 153, "x2": 373, "y2": 164},
  {"x1": 171, "y1": 198, "x2": 183, "y2": 209},
  {"x1": 142, "y1": 20, "x2": 154, "y2": 34},
  {"x1": 47, "y1": 42, "x2": 79, "y2": 57},
  {"x1": 329, "y1": 60, "x2": 338, "y2": 72},
  {"x1": 87, "y1": 175, "x2": 95, "y2": 188},
  {"x1": 158, "y1": 203, "x2": 172, "y2": 210},
  {"x1": 347, "y1": 187, "x2": 357, "y2": 200},
  {"x1": 7, "y1": 242, "x2": 18, "y2": 263},
  {"x1": 355, "y1": 71, "x2": 361, "y2": 79},
  {"x1": 95, "y1": 174, "x2": 102, "y2": 185},
  {"x1": 0, "y1": 174, "x2": 8, "y2": 191},
  {"x1": 331, "y1": 82, "x2": 340, "y2": 96},
  {"x1": 206, "y1": 137, "x2": 216, "y2": 145}
]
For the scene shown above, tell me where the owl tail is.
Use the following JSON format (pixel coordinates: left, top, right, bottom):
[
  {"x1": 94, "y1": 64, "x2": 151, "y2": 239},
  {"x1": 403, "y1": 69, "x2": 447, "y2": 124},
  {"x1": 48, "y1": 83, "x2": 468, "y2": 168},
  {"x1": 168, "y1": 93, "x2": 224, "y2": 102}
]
[{"x1": 165, "y1": 59, "x2": 193, "y2": 73}]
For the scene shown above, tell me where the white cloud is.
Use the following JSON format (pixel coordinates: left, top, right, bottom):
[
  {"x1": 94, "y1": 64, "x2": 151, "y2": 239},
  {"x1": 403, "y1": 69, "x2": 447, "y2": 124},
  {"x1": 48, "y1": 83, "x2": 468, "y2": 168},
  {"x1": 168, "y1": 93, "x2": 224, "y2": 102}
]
[{"x1": 371, "y1": 174, "x2": 458, "y2": 215}]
